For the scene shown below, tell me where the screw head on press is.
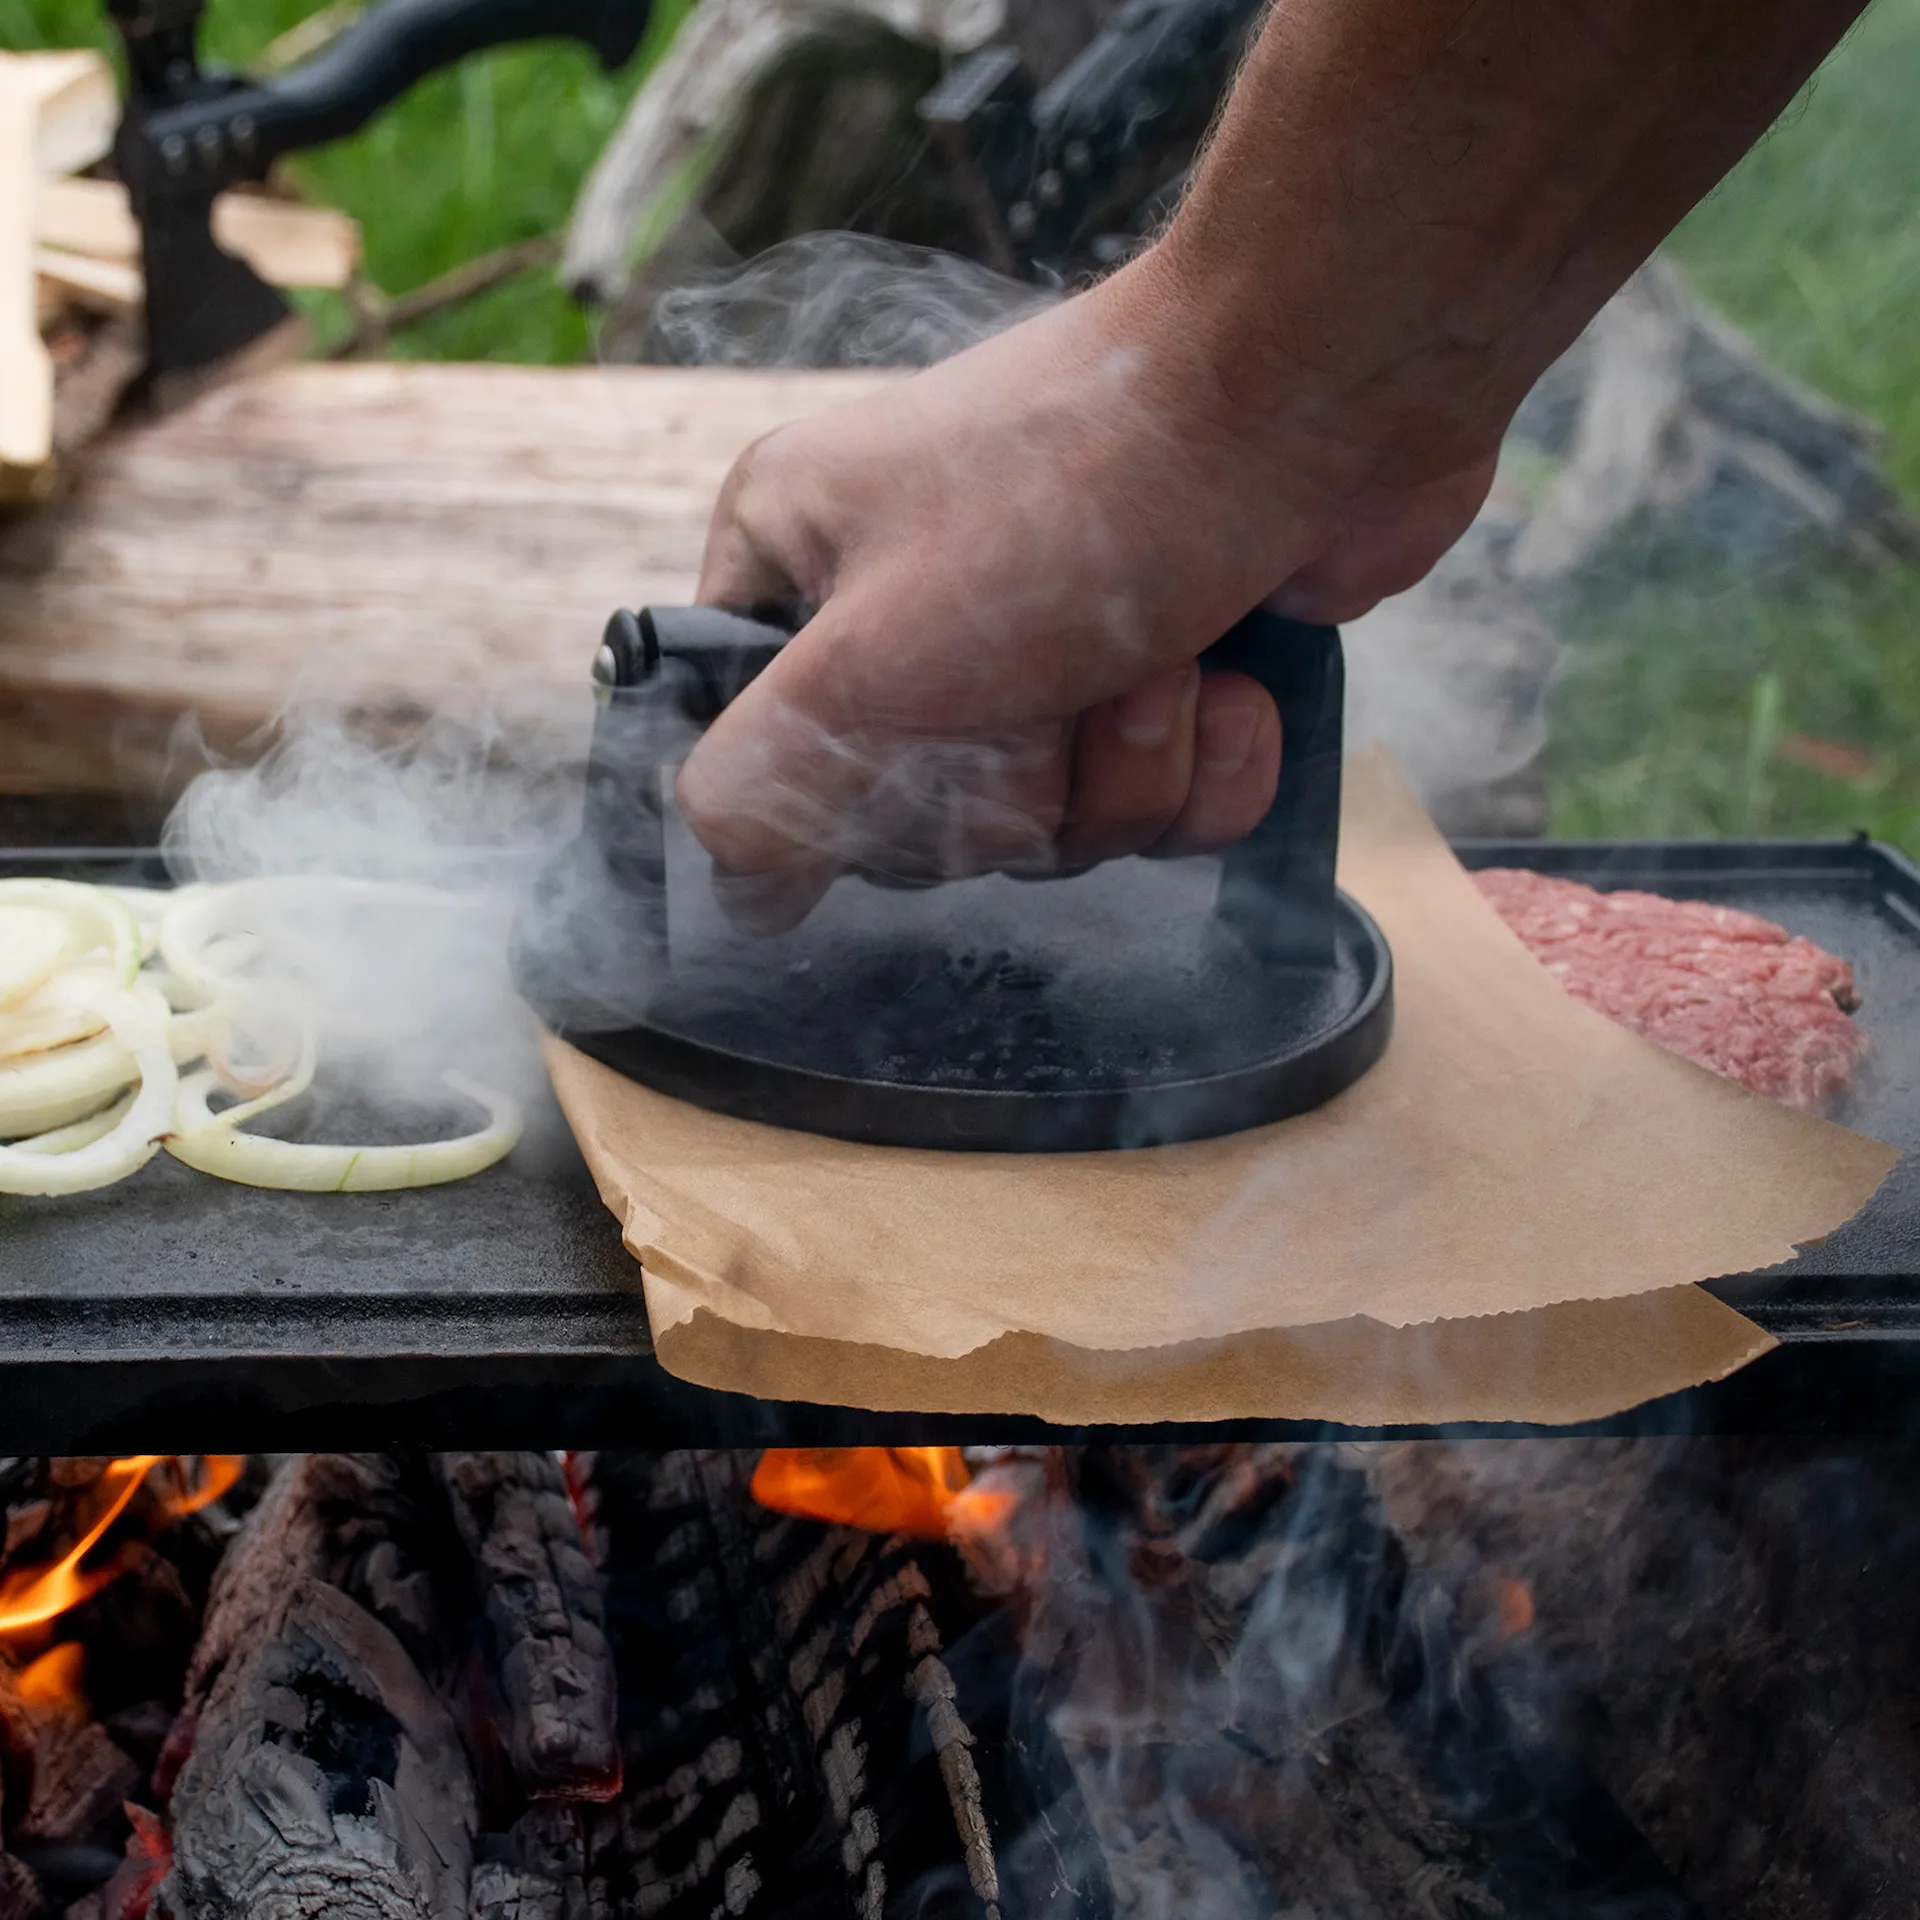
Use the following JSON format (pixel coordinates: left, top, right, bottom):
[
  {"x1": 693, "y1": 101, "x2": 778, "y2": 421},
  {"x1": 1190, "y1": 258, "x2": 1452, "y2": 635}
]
[{"x1": 595, "y1": 608, "x2": 657, "y2": 696}]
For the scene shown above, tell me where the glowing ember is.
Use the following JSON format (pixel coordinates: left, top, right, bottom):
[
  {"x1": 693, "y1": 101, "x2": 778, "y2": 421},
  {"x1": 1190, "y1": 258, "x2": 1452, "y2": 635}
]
[
  {"x1": 0, "y1": 1455, "x2": 243, "y2": 1638},
  {"x1": 1495, "y1": 1575, "x2": 1536, "y2": 1637},
  {"x1": 751, "y1": 1447, "x2": 1017, "y2": 1539}
]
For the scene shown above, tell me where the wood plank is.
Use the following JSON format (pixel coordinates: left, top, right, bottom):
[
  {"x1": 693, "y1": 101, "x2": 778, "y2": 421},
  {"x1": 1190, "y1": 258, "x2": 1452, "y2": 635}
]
[
  {"x1": 37, "y1": 176, "x2": 364, "y2": 290},
  {"x1": 0, "y1": 362, "x2": 890, "y2": 800},
  {"x1": 33, "y1": 244, "x2": 141, "y2": 316},
  {"x1": 0, "y1": 67, "x2": 55, "y2": 505},
  {"x1": 0, "y1": 50, "x2": 117, "y2": 178}
]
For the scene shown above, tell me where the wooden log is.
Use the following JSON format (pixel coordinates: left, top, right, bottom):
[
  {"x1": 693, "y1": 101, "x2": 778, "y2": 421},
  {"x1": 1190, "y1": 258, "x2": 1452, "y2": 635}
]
[
  {"x1": 0, "y1": 68, "x2": 54, "y2": 507},
  {"x1": 157, "y1": 1573, "x2": 477, "y2": 1920},
  {"x1": 0, "y1": 364, "x2": 886, "y2": 809},
  {"x1": 0, "y1": 51, "x2": 116, "y2": 179},
  {"x1": 37, "y1": 178, "x2": 364, "y2": 292},
  {"x1": 429, "y1": 1455, "x2": 618, "y2": 1804},
  {"x1": 160, "y1": 1457, "x2": 478, "y2": 1920},
  {"x1": 32, "y1": 248, "x2": 140, "y2": 320}
]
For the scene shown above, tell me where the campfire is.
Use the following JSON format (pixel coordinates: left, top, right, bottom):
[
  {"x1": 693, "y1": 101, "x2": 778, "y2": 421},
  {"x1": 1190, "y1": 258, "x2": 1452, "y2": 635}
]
[{"x1": 0, "y1": 1443, "x2": 1907, "y2": 1919}]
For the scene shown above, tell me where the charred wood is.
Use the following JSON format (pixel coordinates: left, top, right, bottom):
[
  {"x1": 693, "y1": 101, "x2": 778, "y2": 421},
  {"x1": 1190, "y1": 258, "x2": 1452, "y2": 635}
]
[
  {"x1": 430, "y1": 1456, "x2": 619, "y2": 1803},
  {"x1": 158, "y1": 1457, "x2": 479, "y2": 1920},
  {"x1": 585, "y1": 1452, "x2": 1106, "y2": 1920},
  {"x1": 156, "y1": 1572, "x2": 476, "y2": 1920},
  {"x1": 15, "y1": 1716, "x2": 137, "y2": 1850},
  {"x1": 468, "y1": 1805, "x2": 588, "y2": 1920}
]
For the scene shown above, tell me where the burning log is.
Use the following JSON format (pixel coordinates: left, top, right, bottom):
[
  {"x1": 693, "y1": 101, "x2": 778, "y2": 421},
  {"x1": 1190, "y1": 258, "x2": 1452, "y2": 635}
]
[
  {"x1": 156, "y1": 1572, "x2": 477, "y2": 1920},
  {"x1": 584, "y1": 1450, "x2": 1108, "y2": 1920},
  {"x1": 154, "y1": 1454, "x2": 622, "y2": 1920},
  {"x1": 429, "y1": 1456, "x2": 619, "y2": 1803},
  {"x1": 156, "y1": 1455, "x2": 479, "y2": 1920}
]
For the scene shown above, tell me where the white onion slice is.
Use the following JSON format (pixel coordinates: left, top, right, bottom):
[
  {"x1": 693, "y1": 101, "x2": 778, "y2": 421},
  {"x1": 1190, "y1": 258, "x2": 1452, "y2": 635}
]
[
  {"x1": 12, "y1": 1090, "x2": 136, "y2": 1156},
  {"x1": 0, "y1": 982, "x2": 216, "y2": 1138},
  {"x1": 0, "y1": 1028, "x2": 141, "y2": 1138},
  {"x1": 0, "y1": 880, "x2": 141, "y2": 987},
  {"x1": 167, "y1": 1067, "x2": 521, "y2": 1192},
  {"x1": 0, "y1": 907, "x2": 72, "y2": 1010},
  {"x1": 0, "y1": 994, "x2": 103, "y2": 1062},
  {"x1": 0, "y1": 980, "x2": 177, "y2": 1195}
]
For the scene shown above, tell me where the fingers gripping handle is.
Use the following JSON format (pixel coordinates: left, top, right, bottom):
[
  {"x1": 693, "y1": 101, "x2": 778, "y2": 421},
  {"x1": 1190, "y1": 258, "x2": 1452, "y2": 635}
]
[{"x1": 582, "y1": 605, "x2": 1346, "y2": 964}]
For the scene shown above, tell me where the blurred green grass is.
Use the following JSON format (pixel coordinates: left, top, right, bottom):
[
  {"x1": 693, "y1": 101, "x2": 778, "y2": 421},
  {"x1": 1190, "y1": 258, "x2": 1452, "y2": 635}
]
[
  {"x1": 7, "y1": 0, "x2": 1919, "y2": 843},
  {"x1": 1549, "y1": 0, "x2": 1920, "y2": 843}
]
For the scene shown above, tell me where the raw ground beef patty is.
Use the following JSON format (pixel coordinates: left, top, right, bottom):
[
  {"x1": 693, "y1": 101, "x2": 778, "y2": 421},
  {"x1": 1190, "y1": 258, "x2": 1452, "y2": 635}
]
[{"x1": 1474, "y1": 867, "x2": 1867, "y2": 1111}]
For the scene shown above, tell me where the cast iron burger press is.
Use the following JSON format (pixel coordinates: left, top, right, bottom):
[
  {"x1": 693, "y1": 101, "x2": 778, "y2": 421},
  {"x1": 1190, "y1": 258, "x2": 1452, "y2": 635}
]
[{"x1": 511, "y1": 606, "x2": 1392, "y2": 1151}]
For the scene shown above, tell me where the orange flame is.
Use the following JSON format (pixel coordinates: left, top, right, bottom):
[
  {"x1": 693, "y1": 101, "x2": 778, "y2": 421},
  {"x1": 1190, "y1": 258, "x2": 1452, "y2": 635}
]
[
  {"x1": 17, "y1": 1640, "x2": 86, "y2": 1710},
  {"x1": 751, "y1": 1447, "x2": 1016, "y2": 1539},
  {"x1": 0, "y1": 1455, "x2": 244, "y2": 1637}
]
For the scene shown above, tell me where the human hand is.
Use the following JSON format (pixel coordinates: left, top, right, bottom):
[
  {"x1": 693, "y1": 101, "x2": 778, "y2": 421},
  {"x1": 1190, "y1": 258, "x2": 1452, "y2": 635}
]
[{"x1": 676, "y1": 255, "x2": 1498, "y2": 928}]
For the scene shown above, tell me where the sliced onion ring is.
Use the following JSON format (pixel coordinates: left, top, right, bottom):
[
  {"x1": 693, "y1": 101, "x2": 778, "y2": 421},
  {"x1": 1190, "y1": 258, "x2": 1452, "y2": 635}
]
[
  {"x1": 0, "y1": 982, "x2": 216, "y2": 1139},
  {"x1": 0, "y1": 980, "x2": 177, "y2": 1195},
  {"x1": 0, "y1": 880, "x2": 141, "y2": 988},
  {"x1": 0, "y1": 994, "x2": 104, "y2": 1062},
  {"x1": 167, "y1": 1067, "x2": 522, "y2": 1192},
  {"x1": 0, "y1": 907, "x2": 71, "y2": 1010},
  {"x1": 12, "y1": 1090, "x2": 137, "y2": 1156}
]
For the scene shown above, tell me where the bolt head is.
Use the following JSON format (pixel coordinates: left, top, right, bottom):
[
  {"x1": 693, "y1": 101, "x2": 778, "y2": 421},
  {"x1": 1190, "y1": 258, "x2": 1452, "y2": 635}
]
[
  {"x1": 1036, "y1": 168, "x2": 1065, "y2": 209},
  {"x1": 1063, "y1": 139, "x2": 1093, "y2": 176},
  {"x1": 1007, "y1": 201, "x2": 1037, "y2": 241}
]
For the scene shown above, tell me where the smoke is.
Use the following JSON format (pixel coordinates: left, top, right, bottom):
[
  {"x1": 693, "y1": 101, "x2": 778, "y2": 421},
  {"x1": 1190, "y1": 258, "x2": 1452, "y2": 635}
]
[
  {"x1": 644, "y1": 231, "x2": 1059, "y2": 370},
  {"x1": 160, "y1": 681, "x2": 589, "y2": 1135}
]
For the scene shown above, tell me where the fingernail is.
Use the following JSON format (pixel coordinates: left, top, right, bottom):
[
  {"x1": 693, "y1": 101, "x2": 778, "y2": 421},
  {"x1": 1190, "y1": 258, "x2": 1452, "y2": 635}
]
[
  {"x1": 1114, "y1": 670, "x2": 1192, "y2": 749},
  {"x1": 1198, "y1": 702, "x2": 1259, "y2": 776}
]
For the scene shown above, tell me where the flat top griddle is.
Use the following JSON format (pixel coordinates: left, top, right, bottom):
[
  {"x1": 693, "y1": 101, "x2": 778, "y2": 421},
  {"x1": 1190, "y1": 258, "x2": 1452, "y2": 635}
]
[{"x1": 1, "y1": 838, "x2": 1917, "y2": 1452}]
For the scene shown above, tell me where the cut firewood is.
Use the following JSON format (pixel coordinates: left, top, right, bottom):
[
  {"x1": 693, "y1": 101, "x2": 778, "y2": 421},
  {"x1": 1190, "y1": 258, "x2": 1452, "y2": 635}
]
[
  {"x1": 37, "y1": 177, "x2": 364, "y2": 291},
  {"x1": 51, "y1": 318, "x2": 146, "y2": 462},
  {"x1": 33, "y1": 248, "x2": 140, "y2": 319},
  {"x1": 0, "y1": 50, "x2": 117, "y2": 178},
  {"x1": 1, "y1": 68, "x2": 54, "y2": 506},
  {"x1": 430, "y1": 1454, "x2": 619, "y2": 1803}
]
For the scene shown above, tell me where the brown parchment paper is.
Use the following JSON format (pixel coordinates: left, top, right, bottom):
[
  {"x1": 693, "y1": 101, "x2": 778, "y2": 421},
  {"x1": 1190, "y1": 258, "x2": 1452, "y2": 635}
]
[{"x1": 543, "y1": 749, "x2": 1899, "y2": 1425}]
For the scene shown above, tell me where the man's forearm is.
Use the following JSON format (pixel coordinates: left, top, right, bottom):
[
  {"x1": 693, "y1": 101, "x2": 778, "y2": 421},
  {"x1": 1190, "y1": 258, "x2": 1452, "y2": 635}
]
[{"x1": 1134, "y1": 0, "x2": 1869, "y2": 487}]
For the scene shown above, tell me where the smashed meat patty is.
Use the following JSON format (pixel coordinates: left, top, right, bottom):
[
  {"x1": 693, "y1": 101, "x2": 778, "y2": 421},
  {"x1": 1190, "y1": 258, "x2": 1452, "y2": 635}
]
[{"x1": 1475, "y1": 867, "x2": 1866, "y2": 1111}]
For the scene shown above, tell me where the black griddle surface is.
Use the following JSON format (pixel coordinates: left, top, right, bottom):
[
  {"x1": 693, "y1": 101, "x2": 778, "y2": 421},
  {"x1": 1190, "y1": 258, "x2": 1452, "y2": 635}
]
[{"x1": 3, "y1": 840, "x2": 1919, "y2": 1449}]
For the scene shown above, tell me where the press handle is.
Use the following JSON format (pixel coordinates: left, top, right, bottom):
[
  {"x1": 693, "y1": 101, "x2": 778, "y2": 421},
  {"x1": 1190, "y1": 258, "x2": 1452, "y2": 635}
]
[{"x1": 584, "y1": 604, "x2": 1345, "y2": 964}]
